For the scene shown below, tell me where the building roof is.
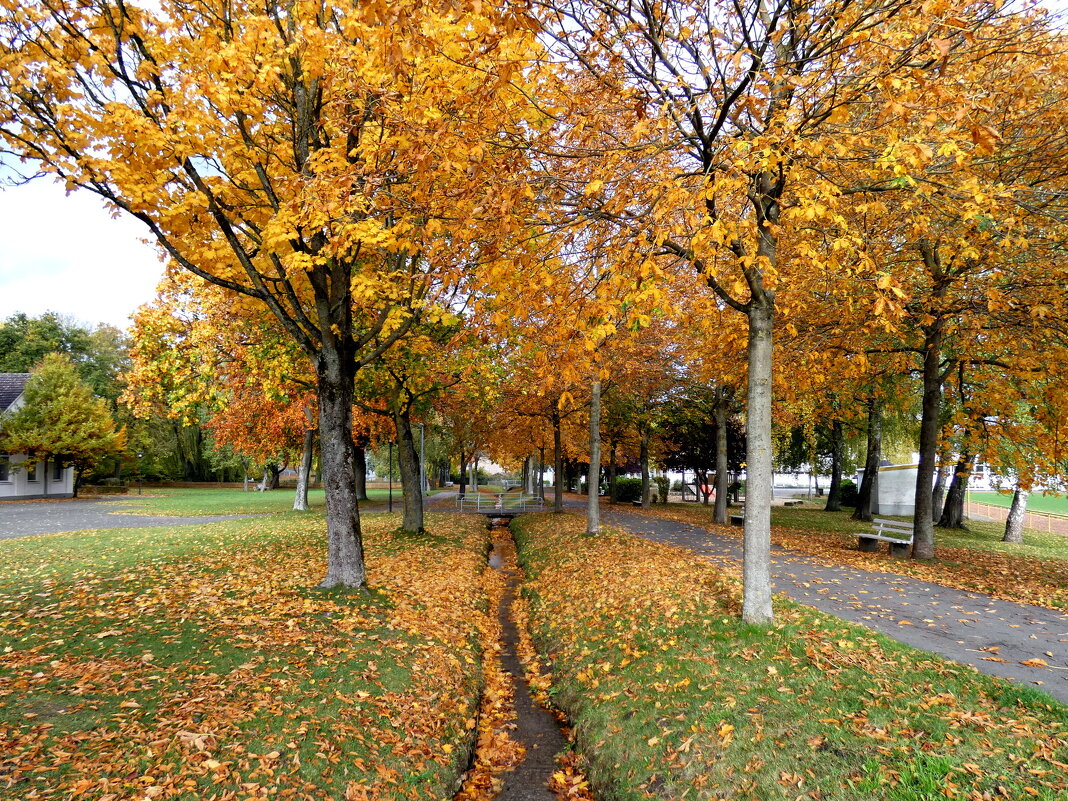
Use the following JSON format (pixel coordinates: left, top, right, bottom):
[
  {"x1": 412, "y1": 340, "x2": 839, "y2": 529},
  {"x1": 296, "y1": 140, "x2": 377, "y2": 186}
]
[{"x1": 0, "y1": 373, "x2": 31, "y2": 413}]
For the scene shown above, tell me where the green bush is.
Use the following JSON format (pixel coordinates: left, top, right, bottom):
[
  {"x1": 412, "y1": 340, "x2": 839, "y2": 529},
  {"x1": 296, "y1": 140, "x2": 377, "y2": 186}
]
[
  {"x1": 614, "y1": 477, "x2": 643, "y2": 503},
  {"x1": 839, "y1": 479, "x2": 858, "y2": 507},
  {"x1": 654, "y1": 475, "x2": 670, "y2": 503}
]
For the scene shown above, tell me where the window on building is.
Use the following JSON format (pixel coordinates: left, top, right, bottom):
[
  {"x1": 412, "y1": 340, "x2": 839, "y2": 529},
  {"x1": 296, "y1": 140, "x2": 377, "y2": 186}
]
[
  {"x1": 52, "y1": 459, "x2": 63, "y2": 481},
  {"x1": 26, "y1": 461, "x2": 37, "y2": 482},
  {"x1": 0, "y1": 455, "x2": 9, "y2": 482}
]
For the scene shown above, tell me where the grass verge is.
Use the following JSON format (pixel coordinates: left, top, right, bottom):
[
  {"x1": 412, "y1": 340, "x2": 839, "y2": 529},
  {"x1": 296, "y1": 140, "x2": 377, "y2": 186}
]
[
  {"x1": 628, "y1": 502, "x2": 1068, "y2": 612},
  {"x1": 513, "y1": 512, "x2": 1067, "y2": 801},
  {"x1": 0, "y1": 512, "x2": 490, "y2": 800},
  {"x1": 103, "y1": 487, "x2": 407, "y2": 516}
]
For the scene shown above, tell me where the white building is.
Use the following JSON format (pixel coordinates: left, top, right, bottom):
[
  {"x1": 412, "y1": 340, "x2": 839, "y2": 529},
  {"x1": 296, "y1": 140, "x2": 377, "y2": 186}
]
[{"x1": 0, "y1": 373, "x2": 75, "y2": 500}]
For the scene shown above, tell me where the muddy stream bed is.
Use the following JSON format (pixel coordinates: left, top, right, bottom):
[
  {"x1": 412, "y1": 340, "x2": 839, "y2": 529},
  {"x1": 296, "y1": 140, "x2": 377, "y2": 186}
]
[{"x1": 454, "y1": 524, "x2": 585, "y2": 801}]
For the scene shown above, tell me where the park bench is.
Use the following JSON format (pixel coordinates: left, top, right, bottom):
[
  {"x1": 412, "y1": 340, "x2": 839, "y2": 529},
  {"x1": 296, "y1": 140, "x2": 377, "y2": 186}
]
[{"x1": 857, "y1": 518, "x2": 914, "y2": 557}]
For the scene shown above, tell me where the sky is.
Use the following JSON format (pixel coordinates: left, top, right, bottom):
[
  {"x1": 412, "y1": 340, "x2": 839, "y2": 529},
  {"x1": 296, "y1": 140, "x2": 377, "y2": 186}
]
[{"x1": 0, "y1": 178, "x2": 164, "y2": 330}]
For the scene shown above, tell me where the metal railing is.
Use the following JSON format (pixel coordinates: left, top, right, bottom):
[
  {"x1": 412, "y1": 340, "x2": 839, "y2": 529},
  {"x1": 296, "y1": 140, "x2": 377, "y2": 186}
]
[{"x1": 456, "y1": 492, "x2": 546, "y2": 514}]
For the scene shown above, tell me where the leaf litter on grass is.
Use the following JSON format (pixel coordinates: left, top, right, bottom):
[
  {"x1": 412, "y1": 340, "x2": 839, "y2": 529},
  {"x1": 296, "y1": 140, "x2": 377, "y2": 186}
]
[
  {"x1": 0, "y1": 512, "x2": 491, "y2": 800},
  {"x1": 513, "y1": 513, "x2": 1068, "y2": 801}
]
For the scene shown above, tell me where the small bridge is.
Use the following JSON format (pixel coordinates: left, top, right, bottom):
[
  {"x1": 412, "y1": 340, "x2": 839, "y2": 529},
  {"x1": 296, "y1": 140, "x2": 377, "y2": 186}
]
[{"x1": 455, "y1": 492, "x2": 545, "y2": 518}]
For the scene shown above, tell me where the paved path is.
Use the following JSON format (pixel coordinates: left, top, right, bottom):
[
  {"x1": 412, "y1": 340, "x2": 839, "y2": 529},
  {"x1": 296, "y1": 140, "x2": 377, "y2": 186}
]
[
  {"x1": 0, "y1": 498, "x2": 256, "y2": 539},
  {"x1": 601, "y1": 507, "x2": 1068, "y2": 705}
]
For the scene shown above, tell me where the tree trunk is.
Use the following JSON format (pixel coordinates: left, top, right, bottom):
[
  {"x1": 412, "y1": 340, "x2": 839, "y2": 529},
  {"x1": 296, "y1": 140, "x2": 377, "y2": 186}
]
[
  {"x1": 393, "y1": 405, "x2": 424, "y2": 534},
  {"x1": 824, "y1": 419, "x2": 844, "y2": 512},
  {"x1": 931, "y1": 462, "x2": 948, "y2": 522},
  {"x1": 293, "y1": 428, "x2": 314, "y2": 511},
  {"x1": 538, "y1": 447, "x2": 546, "y2": 500},
  {"x1": 937, "y1": 452, "x2": 971, "y2": 529},
  {"x1": 316, "y1": 352, "x2": 365, "y2": 589},
  {"x1": 553, "y1": 411, "x2": 563, "y2": 513},
  {"x1": 608, "y1": 440, "x2": 617, "y2": 503},
  {"x1": 912, "y1": 318, "x2": 945, "y2": 560},
  {"x1": 640, "y1": 428, "x2": 651, "y2": 509},
  {"x1": 1003, "y1": 486, "x2": 1028, "y2": 543},
  {"x1": 353, "y1": 445, "x2": 368, "y2": 501},
  {"x1": 853, "y1": 397, "x2": 882, "y2": 521},
  {"x1": 472, "y1": 456, "x2": 479, "y2": 494},
  {"x1": 458, "y1": 449, "x2": 468, "y2": 498},
  {"x1": 587, "y1": 377, "x2": 602, "y2": 535},
  {"x1": 743, "y1": 297, "x2": 774, "y2": 625},
  {"x1": 714, "y1": 388, "x2": 729, "y2": 524}
]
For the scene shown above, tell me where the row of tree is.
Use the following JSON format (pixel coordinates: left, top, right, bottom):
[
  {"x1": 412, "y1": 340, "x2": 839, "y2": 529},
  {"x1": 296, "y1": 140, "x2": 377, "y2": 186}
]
[{"x1": 2, "y1": 0, "x2": 1066, "y2": 624}]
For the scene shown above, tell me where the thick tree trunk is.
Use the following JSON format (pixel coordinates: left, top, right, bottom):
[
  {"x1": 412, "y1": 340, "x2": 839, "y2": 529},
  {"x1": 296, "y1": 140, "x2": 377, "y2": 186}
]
[
  {"x1": 640, "y1": 428, "x2": 651, "y2": 509},
  {"x1": 317, "y1": 354, "x2": 365, "y2": 589},
  {"x1": 912, "y1": 323, "x2": 944, "y2": 560},
  {"x1": 587, "y1": 378, "x2": 602, "y2": 535},
  {"x1": 713, "y1": 390, "x2": 729, "y2": 524},
  {"x1": 743, "y1": 298, "x2": 774, "y2": 624},
  {"x1": 458, "y1": 449, "x2": 468, "y2": 498},
  {"x1": 472, "y1": 456, "x2": 479, "y2": 494},
  {"x1": 293, "y1": 428, "x2": 314, "y2": 511},
  {"x1": 931, "y1": 462, "x2": 948, "y2": 522},
  {"x1": 553, "y1": 411, "x2": 563, "y2": 513},
  {"x1": 1003, "y1": 486, "x2": 1028, "y2": 543},
  {"x1": 937, "y1": 453, "x2": 971, "y2": 529},
  {"x1": 853, "y1": 397, "x2": 882, "y2": 521},
  {"x1": 824, "y1": 419, "x2": 844, "y2": 512},
  {"x1": 538, "y1": 447, "x2": 546, "y2": 500},
  {"x1": 393, "y1": 405, "x2": 424, "y2": 534}
]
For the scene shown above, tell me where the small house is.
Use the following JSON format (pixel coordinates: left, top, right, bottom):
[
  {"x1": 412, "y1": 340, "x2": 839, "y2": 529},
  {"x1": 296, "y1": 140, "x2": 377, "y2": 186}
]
[{"x1": 0, "y1": 373, "x2": 75, "y2": 500}]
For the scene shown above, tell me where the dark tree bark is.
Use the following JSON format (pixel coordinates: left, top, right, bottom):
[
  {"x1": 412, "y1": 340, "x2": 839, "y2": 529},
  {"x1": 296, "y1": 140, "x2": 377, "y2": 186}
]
[
  {"x1": 931, "y1": 462, "x2": 949, "y2": 522},
  {"x1": 640, "y1": 427, "x2": 651, "y2": 509},
  {"x1": 853, "y1": 397, "x2": 882, "y2": 522},
  {"x1": 393, "y1": 404, "x2": 424, "y2": 533},
  {"x1": 937, "y1": 452, "x2": 971, "y2": 530},
  {"x1": 553, "y1": 410, "x2": 563, "y2": 513},
  {"x1": 458, "y1": 449, "x2": 468, "y2": 499},
  {"x1": 587, "y1": 377, "x2": 602, "y2": 534},
  {"x1": 608, "y1": 439, "x2": 618, "y2": 503},
  {"x1": 713, "y1": 388, "x2": 729, "y2": 524},
  {"x1": 824, "y1": 419, "x2": 844, "y2": 512},
  {"x1": 317, "y1": 348, "x2": 365, "y2": 588},
  {"x1": 293, "y1": 428, "x2": 314, "y2": 511},
  {"x1": 354, "y1": 445, "x2": 368, "y2": 502},
  {"x1": 1003, "y1": 486, "x2": 1028, "y2": 543},
  {"x1": 913, "y1": 246, "x2": 949, "y2": 560}
]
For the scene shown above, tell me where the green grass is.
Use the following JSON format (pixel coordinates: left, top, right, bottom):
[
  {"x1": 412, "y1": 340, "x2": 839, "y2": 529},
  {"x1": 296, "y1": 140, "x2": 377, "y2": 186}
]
[
  {"x1": 513, "y1": 513, "x2": 1068, "y2": 801},
  {"x1": 970, "y1": 490, "x2": 1068, "y2": 516},
  {"x1": 0, "y1": 512, "x2": 489, "y2": 800},
  {"x1": 106, "y1": 487, "x2": 407, "y2": 516}
]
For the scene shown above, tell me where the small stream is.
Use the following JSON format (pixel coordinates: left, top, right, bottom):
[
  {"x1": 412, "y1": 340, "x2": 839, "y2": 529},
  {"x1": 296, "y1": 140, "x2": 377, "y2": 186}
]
[{"x1": 456, "y1": 524, "x2": 569, "y2": 801}]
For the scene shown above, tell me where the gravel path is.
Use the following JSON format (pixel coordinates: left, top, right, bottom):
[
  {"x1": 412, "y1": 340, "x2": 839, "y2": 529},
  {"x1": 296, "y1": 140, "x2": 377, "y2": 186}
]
[
  {"x1": 0, "y1": 498, "x2": 257, "y2": 539},
  {"x1": 603, "y1": 507, "x2": 1068, "y2": 705}
]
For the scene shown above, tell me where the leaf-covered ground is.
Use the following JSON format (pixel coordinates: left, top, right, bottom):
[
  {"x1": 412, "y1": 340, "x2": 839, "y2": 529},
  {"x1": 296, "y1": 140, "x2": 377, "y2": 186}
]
[
  {"x1": 513, "y1": 513, "x2": 1068, "y2": 801},
  {"x1": 102, "y1": 488, "x2": 409, "y2": 516},
  {"x1": 0, "y1": 512, "x2": 491, "y2": 800},
  {"x1": 629, "y1": 503, "x2": 1068, "y2": 612}
]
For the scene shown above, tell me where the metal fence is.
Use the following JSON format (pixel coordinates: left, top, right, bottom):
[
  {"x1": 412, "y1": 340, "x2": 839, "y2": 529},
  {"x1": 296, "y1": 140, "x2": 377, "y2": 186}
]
[
  {"x1": 455, "y1": 492, "x2": 546, "y2": 513},
  {"x1": 966, "y1": 501, "x2": 1068, "y2": 536}
]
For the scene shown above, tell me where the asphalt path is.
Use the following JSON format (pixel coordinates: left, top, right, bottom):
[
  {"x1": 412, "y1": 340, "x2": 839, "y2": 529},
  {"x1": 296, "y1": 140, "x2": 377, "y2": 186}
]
[
  {"x1": 0, "y1": 498, "x2": 257, "y2": 539},
  {"x1": 601, "y1": 506, "x2": 1068, "y2": 705}
]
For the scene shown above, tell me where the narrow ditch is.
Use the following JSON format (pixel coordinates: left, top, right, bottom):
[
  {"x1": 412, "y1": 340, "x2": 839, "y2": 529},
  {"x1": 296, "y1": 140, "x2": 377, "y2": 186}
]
[{"x1": 455, "y1": 523, "x2": 586, "y2": 801}]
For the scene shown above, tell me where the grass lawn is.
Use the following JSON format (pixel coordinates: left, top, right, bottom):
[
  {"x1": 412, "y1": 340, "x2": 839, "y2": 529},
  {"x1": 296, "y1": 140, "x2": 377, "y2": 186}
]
[
  {"x1": 0, "y1": 512, "x2": 490, "y2": 800},
  {"x1": 970, "y1": 490, "x2": 1068, "y2": 516},
  {"x1": 106, "y1": 487, "x2": 409, "y2": 516},
  {"x1": 631, "y1": 502, "x2": 1068, "y2": 612},
  {"x1": 513, "y1": 513, "x2": 1068, "y2": 801}
]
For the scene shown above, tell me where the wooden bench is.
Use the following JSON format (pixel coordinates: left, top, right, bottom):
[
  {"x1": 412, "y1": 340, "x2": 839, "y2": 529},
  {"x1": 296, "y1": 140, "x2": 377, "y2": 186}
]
[{"x1": 857, "y1": 518, "x2": 914, "y2": 557}]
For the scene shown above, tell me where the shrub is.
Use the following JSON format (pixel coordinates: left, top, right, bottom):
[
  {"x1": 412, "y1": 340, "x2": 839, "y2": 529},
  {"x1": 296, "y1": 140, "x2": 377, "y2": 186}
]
[
  {"x1": 614, "y1": 477, "x2": 643, "y2": 503},
  {"x1": 654, "y1": 475, "x2": 670, "y2": 503},
  {"x1": 839, "y1": 479, "x2": 858, "y2": 507}
]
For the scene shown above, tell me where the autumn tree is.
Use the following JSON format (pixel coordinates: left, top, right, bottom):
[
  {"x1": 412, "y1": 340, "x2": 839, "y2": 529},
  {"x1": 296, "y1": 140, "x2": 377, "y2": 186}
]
[
  {"x1": 1, "y1": 353, "x2": 125, "y2": 493},
  {"x1": 0, "y1": 0, "x2": 548, "y2": 586}
]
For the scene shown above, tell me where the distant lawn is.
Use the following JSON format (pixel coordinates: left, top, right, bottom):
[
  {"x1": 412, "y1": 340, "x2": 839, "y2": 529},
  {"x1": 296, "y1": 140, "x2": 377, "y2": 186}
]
[
  {"x1": 514, "y1": 513, "x2": 1067, "y2": 801},
  {"x1": 107, "y1": 487, "x2": 406, "y2": 516},
  {"x1": 970, "y1": 490, "x2": 1068, "y2": 516},
  {"x1": 631, "y1": 503, "x2": 1068, "y2": 611},
  {"x1": 0, "y1": 512, "x2": 490, "y2": 800}
]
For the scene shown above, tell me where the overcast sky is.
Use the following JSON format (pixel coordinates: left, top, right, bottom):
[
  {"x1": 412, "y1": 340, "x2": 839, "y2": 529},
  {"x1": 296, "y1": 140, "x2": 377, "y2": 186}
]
[{"x1": 0, "y1": 178, "x2": 164, "y2": 330}]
